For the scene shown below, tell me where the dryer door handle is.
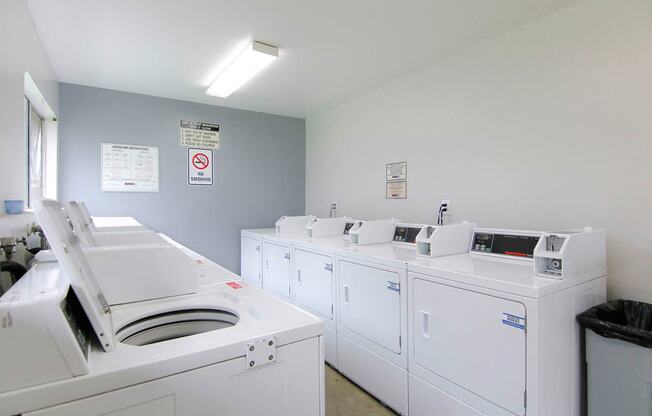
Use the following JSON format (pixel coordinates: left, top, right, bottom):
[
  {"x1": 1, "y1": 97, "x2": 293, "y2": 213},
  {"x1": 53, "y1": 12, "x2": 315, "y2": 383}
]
[
  {"x1": 297, "y1": 269, "x2": 302, "y2": 285},
  {"x1": 343, "y1": 284, "x2": 350, "y2": 306},
  {"x1": 420, "y1": 310, "x2": 431, "y2": 340}
]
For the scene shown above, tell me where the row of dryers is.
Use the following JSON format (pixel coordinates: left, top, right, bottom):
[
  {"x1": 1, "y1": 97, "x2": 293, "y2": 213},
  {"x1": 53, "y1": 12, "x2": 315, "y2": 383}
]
[{"x1": 241, "y1": 216, "x2": 607, "y2": 416}]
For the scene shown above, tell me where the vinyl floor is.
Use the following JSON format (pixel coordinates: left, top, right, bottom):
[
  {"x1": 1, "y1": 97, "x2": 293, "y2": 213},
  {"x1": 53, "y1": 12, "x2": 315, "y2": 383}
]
[{"x1": 325, "y1": 364, "x2": 398, "y2": 416}]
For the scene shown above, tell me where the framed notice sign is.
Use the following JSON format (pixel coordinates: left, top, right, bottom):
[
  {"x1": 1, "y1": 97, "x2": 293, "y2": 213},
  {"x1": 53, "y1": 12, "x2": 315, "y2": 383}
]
[
  {"x1": 386, "y1": 161, "x2": 407, "y2": 181},
  {"x1": 386, "y1": 181, "x2": 407, "y2": 199},
  {"x1": 180, "y1": 120, "x2": 220, "y2": 149},
  {"x1": 101, "y1": 142, "x2": 159, "y2": 192}
]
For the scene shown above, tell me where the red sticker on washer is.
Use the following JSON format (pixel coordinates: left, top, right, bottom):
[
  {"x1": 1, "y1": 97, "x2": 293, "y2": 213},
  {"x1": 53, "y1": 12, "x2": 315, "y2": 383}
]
[{"x1": 226, "y1": 281, "x2": 243, "y2": 289}]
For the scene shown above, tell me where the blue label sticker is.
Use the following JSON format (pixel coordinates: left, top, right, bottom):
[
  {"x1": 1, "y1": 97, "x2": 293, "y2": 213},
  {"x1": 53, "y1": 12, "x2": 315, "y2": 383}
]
[
  {"x1": 387, "y1": 281, "x2": 400, "y2": 293},
  {"x1": 502, "y1": 313, "x2": 526, "y2": 330}
]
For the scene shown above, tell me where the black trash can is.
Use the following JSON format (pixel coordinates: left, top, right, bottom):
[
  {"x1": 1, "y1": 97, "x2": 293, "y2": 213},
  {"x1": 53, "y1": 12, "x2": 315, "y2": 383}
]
[{"x1": 577, "y1": 300, "x2": 652, "y2": 416}]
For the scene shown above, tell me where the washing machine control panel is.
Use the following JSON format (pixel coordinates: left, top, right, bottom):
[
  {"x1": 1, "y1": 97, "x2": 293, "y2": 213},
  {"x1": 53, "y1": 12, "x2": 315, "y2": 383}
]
[
  {"x1": 471, "y1": 232, "x2": 540, "y2": 258},
  {"x1": 393, "y1": 226, "x2": 423, "y2": 244},
  {"x1": 61, "y1": 288, "x2": 92, "y2": 359}
]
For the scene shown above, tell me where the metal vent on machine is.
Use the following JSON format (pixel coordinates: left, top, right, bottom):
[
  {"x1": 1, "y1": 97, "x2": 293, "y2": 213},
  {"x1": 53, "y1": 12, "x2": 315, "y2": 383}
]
[{"x1": 116, "y1": 309, "x2": 239, "y2": 346}]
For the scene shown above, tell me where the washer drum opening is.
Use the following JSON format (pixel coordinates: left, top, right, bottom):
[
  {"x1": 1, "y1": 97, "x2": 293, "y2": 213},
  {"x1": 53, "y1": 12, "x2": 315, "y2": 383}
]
[{"x1": 116, "y1": 309, "x2": 239, "y2": 346}]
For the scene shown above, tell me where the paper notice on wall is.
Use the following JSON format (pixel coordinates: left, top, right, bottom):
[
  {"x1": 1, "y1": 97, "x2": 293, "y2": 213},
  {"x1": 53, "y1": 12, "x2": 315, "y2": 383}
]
[
  {"x1": 188, "y1": 148, "x2": 213, "y2": 186},
  {"x1": 386, "y1": 181, "x2": 407, "y2": 199},
  {"x1": 386, "y1": 161, "x2": 407, "y2": 181},
  {"x1": 101, "y1": 143, "x2": 159, "y2": 192},
  {"x1": 180, "y1": 120, "x2": 220, "y2": 148}
]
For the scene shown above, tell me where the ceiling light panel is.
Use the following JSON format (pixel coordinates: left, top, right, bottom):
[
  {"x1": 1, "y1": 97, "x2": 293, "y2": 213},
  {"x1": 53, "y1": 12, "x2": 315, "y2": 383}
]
[{"x1": 206, "y1": 41, "x2": 279, "y2": 98}]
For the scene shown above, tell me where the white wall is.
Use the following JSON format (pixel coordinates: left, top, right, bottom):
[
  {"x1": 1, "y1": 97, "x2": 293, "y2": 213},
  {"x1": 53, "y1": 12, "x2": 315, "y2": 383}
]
[
  {"x1": 306, "y1": 0, "x2": 652, "y2": 301},
  {"x1": 0, "y1": 0, "x2": 59, "y2": 236}
]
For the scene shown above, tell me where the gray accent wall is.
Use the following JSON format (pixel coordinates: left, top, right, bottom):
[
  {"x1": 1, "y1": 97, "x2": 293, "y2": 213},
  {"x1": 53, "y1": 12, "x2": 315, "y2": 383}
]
[{"x1": 59, "y1": 83, "x2": 305, "y2": 273}]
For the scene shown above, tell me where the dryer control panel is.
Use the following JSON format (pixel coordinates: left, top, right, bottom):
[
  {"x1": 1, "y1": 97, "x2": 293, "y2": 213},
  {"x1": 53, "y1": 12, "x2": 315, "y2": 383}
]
[
  {"x1": 471, "y1": 232, "x2": 540, "y2": 258},
  {"x1": 393, "y1": 226, "x2": 422, "y2": 244}
]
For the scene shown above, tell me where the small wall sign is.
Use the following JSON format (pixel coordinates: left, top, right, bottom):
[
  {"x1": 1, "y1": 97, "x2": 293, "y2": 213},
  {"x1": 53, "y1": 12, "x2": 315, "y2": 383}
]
[
  {"x1": 386, "y1": 181, "x2": 407, "y2": 199},
  {"x1": 188, "y1": 148, "x2": 213, "y2": 186},
  {"x1": 180, "y1": 120, "x2": 220, "y2": 149},
  {"x1": 386, "y1": 161, "x2": 407, "y2": 181}
]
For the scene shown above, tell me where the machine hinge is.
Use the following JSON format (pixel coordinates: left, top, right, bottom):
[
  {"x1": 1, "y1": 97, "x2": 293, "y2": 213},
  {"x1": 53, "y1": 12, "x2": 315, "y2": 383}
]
[
  {"x1": 245, "y1": 337, "x2": 277, "y2": 369},
  {"x1": 256, "y1": 245, "x2": 260, "y2": 251},
  {"x1": 97, "y1": 294, "x2": 110, "y2": 313},
  {"x1": 324, "y1": 263, "x2": 333, "y2": 272},
  {"x1": 284, "y1": 252, "x2": 291, "y2": 260}
]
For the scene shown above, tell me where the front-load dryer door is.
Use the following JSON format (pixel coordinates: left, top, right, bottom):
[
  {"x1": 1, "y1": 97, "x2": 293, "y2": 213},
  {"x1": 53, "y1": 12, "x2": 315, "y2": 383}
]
[
  {"x1": 413, "y1": 278, "x2": 526, "y2": 416},
  {"x1": 294, "y1": 248, "x2": 333, "y2": 320},
  {"x1": 339, "y1": 260, "x2": 401, "y2": 353},
  {"x1": 262, "y1": 241, "x2": 291, "y2": 299},
  {"x1": 241, "y1": 236, "x2": 261, "y2": 285}
]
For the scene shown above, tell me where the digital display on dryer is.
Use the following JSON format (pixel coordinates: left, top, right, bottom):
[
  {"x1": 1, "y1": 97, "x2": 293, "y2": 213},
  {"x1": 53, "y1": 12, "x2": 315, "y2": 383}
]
[{"x1": 472, "y1": 232, "x2": 539, "y2": 258}]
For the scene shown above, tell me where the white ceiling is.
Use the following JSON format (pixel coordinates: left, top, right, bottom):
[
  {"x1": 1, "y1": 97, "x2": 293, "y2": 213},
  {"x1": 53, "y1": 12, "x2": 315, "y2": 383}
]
[{"x1": 26, "y1": 0, "x2": 581, "y2": 118}]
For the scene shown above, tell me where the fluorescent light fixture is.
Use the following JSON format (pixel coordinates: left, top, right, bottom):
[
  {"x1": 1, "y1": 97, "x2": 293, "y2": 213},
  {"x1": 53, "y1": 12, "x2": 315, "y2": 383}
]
[{"x1": 206, "y1": 41, "x2": 279, "y2": 98}]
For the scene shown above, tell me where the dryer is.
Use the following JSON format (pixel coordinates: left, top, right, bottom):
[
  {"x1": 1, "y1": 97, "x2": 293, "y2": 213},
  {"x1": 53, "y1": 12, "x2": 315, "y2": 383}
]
[
  {"x1": 245, "y1": 217, "x2": 356, "y2": 366},
  {"x1": 334, "y1": 220, "x2": 430, "y2": 415},
  {"x1": 291, "y1": 231, "x2": 354, "y2": 367},
  {"x1": 259, "y1": 216, "x2": 337, "y2": 301},
  {"x1": 255, "y1": 215, "x2": 314, "y2": 297},
  {"x1": 241, "y1": 228, "x2": 275, "y2": 287},
  {"x1": 407, "y1": 228, "x2": 607, "y2": 416}
]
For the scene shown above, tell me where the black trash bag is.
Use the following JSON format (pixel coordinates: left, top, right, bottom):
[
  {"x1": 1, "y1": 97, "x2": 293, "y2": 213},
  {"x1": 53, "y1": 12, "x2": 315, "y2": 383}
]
[{"x1": 577, "y1": 300, "x2": 652, "y2": 348}]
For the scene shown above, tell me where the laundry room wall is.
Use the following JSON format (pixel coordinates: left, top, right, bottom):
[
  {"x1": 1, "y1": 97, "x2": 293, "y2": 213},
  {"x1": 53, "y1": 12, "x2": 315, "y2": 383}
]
[
  {"x1": 0, "y1": 0, "x2": 59, "y2": 236},
  {"x1": 58, "y1": 83, "x2": 305, "y2": 273},
  {"x1": 306, "y1": 0, "x2": 652, "y2": 301}
]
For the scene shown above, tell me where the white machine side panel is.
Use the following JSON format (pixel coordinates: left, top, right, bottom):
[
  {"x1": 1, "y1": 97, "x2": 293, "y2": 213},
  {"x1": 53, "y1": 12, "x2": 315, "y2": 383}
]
[
  {"x1": 25, "y1": 337, "x2": 322, "y2": 416},
  {"x1": 262, "y1": 241, "x2": 291, "y2": 299},
  {"x1": 412, "y1": 278, "x2": 526, "y2": 416},
  {"x1": 339, "y1": 260, "x2": 401, "y2": 353},
  {"x1": 241, "y1": 236, "x2": 261, "y2": 286},
  {"x1": 294, "y1": 249, "x2": 334, "y2": 320},
  {"x1": 539, "y1": 277, "x2": 606, "y2": 416}
]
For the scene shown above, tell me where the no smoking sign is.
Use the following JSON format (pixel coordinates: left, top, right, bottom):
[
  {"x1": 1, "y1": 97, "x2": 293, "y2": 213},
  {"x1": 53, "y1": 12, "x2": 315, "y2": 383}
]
[{"x1": 188, "y1": 148, "x2": 213, "y2": 185}]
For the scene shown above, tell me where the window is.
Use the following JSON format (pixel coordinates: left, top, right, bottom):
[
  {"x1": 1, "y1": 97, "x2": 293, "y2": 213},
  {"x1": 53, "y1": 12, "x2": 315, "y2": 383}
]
[
  {"x1": 26, "y1": 97, "x2": 44, "y2": 207},
  {"x1": 24, "y1": 72, "x2": 58, "y2": 208}
]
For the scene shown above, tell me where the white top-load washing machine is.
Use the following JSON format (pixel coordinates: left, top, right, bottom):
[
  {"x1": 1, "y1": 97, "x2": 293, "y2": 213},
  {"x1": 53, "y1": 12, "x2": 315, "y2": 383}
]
[
  {"x1": 35, "y1": 199, "x2": 200, "y2": 305},
  {"x1": 334, "y1": 220, "x2": 475, "y2": 415},
  {"x1": 0, "y1": 206, "x2": 325, "y2": 416},
  {"x1": 65, "y1": 200, "x2": 175, "y2": 248},
  {"x1": 407, "y1": 227, "x2": 607, "y2": 416},
  {"x1": 75, "y1": 201, "x2": 147, "y2": 232}
]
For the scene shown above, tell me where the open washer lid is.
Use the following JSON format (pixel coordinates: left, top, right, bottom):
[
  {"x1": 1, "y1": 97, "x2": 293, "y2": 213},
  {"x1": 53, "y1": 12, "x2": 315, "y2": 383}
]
[{"x1": 33, "y1": 199, "x2": 116, "y2": 351}]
